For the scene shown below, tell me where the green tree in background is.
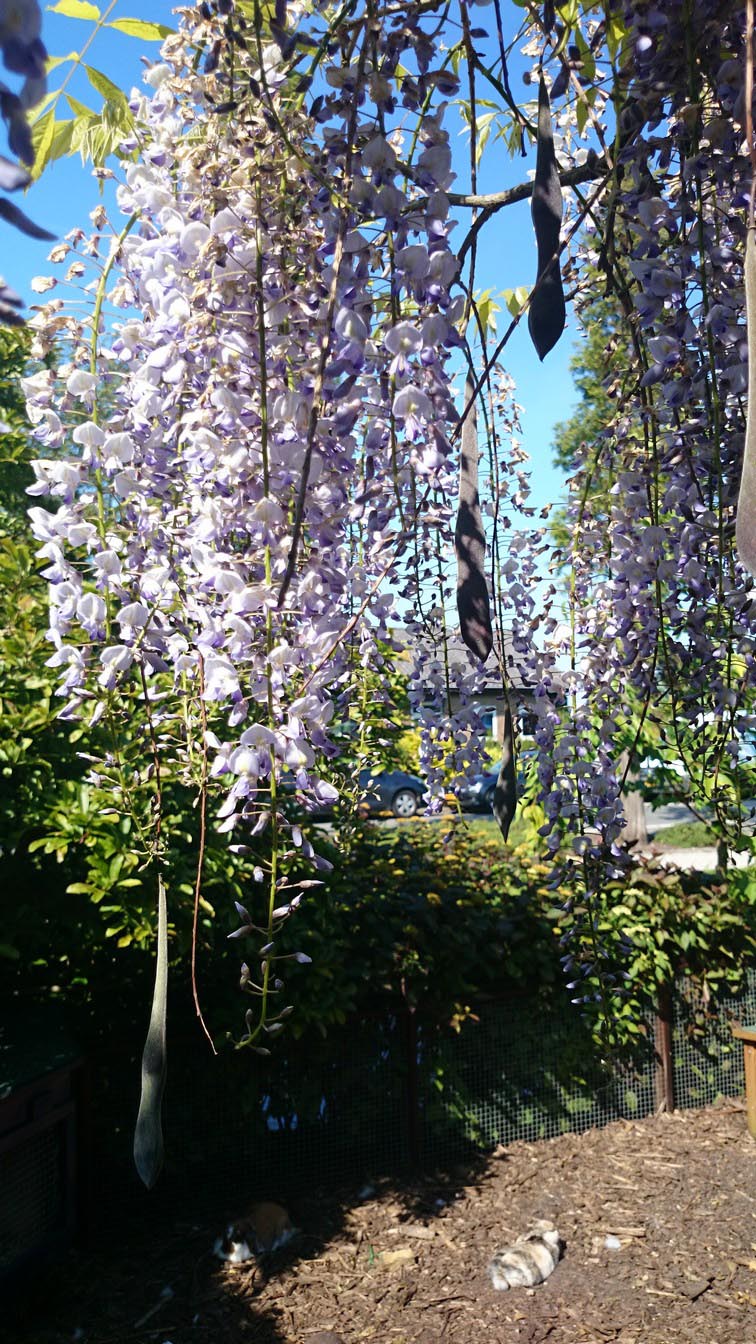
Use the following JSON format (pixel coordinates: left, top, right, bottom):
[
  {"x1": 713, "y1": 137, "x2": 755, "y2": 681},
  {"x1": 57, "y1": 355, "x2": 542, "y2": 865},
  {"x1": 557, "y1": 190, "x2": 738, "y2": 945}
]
[
  {"x1": 550, "y1": 287, "x2": 636, "y2": 555},
  {"x1": 0, "y1": 328, "x2": 35, "y2": 531}
]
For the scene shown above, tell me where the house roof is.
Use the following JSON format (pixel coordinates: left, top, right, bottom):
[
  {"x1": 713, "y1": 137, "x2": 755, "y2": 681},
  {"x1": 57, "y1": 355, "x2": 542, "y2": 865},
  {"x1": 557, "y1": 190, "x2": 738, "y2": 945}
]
[
  {"x1": 391, "y1": 626, "x2": 535, "y2": 693},
  {"x1": 445, "y1": 632, "x2": 534, "y2": 693}
]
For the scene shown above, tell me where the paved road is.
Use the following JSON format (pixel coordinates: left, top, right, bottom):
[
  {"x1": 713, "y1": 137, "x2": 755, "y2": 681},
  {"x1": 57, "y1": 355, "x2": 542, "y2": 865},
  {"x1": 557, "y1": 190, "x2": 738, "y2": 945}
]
[
  {"x1": 642, "y1": 800, "x2": 755, "y2": 869},
  {"x1": 645, "y1": 798, "x2": 756, "y2": 832},
  {"x1": 644, "y1": 801, "x2": 699, "y2": 832},
  {"x1": 637, "y1": 846, "x2": 751, "y2": 871}
]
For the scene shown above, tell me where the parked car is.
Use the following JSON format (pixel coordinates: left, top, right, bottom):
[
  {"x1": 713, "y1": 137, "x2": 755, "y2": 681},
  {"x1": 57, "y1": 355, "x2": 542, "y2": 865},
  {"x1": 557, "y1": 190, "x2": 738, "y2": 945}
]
[
  {"x1": 285, "y1": 767, "x2": 426, "y2": 819},
  {"x1": 357, "y1": 768, "x2": 426, "y2": 818},
  {"x1": 457, "y1": 750, "x2": 538, "y2": 813},
  {"x1": 457, "y1": 769, "x2": 499, "y2": 812}
]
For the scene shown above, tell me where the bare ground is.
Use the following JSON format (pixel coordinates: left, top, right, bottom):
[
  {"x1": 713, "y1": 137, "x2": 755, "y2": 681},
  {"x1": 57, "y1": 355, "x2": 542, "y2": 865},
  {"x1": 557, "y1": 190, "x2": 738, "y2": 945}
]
[{"x1": 6, "y1": 1101, "x2": 756, "y2": 1344}]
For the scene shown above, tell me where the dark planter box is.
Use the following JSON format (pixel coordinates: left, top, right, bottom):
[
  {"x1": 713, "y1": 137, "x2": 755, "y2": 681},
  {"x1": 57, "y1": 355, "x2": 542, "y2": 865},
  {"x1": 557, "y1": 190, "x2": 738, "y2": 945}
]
[{"x1": 0, "y1": 1008, "x2": 86, "y2": 1288}]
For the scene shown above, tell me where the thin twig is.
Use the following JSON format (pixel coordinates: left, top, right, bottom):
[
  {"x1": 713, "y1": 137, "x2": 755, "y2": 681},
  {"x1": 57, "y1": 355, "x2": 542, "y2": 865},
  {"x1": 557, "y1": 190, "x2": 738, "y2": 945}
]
[{"x1": 456, "y1": 157, "x2": 606, "y2": 267}]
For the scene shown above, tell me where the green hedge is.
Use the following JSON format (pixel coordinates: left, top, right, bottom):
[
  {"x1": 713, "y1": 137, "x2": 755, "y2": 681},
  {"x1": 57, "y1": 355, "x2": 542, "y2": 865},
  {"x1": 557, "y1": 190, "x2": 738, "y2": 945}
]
[{"x1": 5, "y1": 794, "x2": 756, "y2": 1063}]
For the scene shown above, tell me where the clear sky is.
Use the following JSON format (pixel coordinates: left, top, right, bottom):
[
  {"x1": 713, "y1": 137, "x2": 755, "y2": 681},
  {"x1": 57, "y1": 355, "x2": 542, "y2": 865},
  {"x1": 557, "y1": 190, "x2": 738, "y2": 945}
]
[{"x1": 9, "y1": 1, "x2": 579, "y2": 518}]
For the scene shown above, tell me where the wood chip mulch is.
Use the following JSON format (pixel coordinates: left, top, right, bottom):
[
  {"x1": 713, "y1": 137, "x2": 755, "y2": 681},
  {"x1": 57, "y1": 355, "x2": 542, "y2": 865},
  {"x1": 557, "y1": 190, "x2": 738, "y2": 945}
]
[{"x1": 5, "y1": 1101, "x2": 756, "y2": 1344}]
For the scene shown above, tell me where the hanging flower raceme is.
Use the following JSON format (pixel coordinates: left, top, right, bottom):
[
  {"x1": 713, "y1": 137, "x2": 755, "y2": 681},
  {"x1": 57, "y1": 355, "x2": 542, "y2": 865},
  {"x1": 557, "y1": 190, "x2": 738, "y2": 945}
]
[
  {"x1": 24, "y1": 0, "x2": 500, "y2": 1103},
  {"x1": 528, "y1": 0, "x2": 756, "y2": 871},
  {"x1": 0, "y1": 0, "x2": 52, "y2": 315}
]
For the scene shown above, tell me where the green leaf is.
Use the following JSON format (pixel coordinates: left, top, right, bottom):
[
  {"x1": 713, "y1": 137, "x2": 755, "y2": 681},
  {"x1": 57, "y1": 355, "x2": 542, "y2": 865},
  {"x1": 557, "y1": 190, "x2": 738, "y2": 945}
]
[
  {"x1": 107, "y1": 17, "x2": 173, "y2": 40},
  {"x1": 475, "y1": 121, "x2": 491, "y2": 168},
  {"x1": 84, "y1": 64, "x2": 128, "y2": 109},
  {"x1": 65, "y1": 93, "x2": 95, "y2": 118},
  {"x1": 71, "y1": 112, "x2": 96, "y2": 156},
  {"x1": 0, "y1": 943, "x2": 20, "y2": 960},
  {"x1": 573, "y1": 29, "x2": 596, "y2": 85},
  {"x1": 47, "y1": 0, "x2": 101, "y2": 18},
  {"x1": 30, "y1": 89, "x2": 60, "y2": 122},
  {"x1": 46, "y1": 50, "x2": 81, "y2": 72},
  {"x1": 606, "y1": 14, "x2": 627, "y2": 62},
  {"x1": 30, "y1": 107, "x2": 57, "y2": 179},
  {"x1": 556, "y1": 0, "x2": 579, "y2": 25},
  {"x1": 475, "y1": 290, "x2": 499, "y2": 335},
  {"x1": 575, "y1": 96, "x2": 590, "y2": 137},
  {"x1": 39, "y1": 117, "x2": 75, "y2": 174},
  {"x1": 503, "y1": 286, "x2": 529, "y2": 318}
]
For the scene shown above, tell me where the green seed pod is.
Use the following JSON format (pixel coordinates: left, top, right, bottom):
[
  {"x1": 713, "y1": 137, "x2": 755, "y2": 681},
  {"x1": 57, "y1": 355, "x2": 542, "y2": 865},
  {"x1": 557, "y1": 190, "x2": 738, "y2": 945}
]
[
  {"x1": 455, "y1": 374, "x2": 493, "y2": 663},
  {"x1": 528, "y1": 77, "x2": 565, "y2": 361},
  {"x1": 737, "y1": 227, "x2": 756, "y2": 576},
  {"x1": 133, "y1": 876, "x2": 168, "y2": 1190}
]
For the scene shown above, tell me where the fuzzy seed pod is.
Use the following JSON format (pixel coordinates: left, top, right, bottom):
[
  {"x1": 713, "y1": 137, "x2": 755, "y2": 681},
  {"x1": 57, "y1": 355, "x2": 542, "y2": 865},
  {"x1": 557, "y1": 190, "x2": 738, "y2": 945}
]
[
  {"x1": 455, "y1": 374, "x2": 493, "y2": 663},
  {"x1": 528, "y1": 77, "x2": 565, "y2": 361}
]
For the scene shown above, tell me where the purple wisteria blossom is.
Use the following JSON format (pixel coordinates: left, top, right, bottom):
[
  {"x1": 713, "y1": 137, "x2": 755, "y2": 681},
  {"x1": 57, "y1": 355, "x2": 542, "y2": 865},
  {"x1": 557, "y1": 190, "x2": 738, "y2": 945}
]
[{"x1": 24, "y1": 0, "x2": 501, "y2": 1050}]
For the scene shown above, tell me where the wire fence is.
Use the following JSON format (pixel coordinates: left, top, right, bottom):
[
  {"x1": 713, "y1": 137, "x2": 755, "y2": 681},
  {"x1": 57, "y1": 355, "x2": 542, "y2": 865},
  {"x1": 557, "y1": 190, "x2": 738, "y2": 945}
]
[
  {"x1": 82, "y1": 972, "x2": 755, "y2": 1207},
  {"x1": 3, "y1": 970, "x2": 755, "y2": 1279}
]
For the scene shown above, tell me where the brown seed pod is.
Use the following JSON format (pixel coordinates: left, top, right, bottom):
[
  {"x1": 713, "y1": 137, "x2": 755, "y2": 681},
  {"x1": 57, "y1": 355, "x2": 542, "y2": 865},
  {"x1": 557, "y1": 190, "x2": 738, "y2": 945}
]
[
  {"x1": 492, "y1": 703, "x2": 517, "y2": 841},
  {"x1": 736, "y1": 226, "x2": 756, "y2": 576},
  {"x1": 528, "y1": 77, "x2": 565, "y2": 361},
  {"x1": 455, "y1": 374, "x2": 493, "y2": 663}
]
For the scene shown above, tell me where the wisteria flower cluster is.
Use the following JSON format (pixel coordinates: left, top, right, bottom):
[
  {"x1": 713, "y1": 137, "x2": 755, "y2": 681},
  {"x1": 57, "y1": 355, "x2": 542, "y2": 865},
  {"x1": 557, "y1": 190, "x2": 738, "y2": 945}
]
[
  {"x1": 519, "y1": 0, "x2": 756, "y2": 1024},
  {"x1": 24, "y1": 0, "x2": 506, "y2": 1095},
  {"x1": 0, "y1": 0, "x2": 52, "y2": 319}
]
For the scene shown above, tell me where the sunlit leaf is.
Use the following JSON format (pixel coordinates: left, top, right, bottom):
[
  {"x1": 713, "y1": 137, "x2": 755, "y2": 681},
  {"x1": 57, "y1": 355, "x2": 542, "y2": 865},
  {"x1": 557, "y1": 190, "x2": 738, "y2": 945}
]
[
  {"x1": 107, "y1": 17, "x2": 173, "y2": 40},
  {"x1": 85, "y1": 64, "x2": 129, "y2": 109},
  {"x1": 503, "y1": 285, "x2": 529, "y2": 317},
  {"x1": 46, "y1": 50, "x2": 80, "y2": 72},
  {"x1": 30, "y1": 107, "x2": 56, "y2": 179},
  {"x1": 47, "y1": 0, "x2": 101, "y2": 18},
  {"x1": 65, "y1": 93, "x2": 95, "y2": 118}
]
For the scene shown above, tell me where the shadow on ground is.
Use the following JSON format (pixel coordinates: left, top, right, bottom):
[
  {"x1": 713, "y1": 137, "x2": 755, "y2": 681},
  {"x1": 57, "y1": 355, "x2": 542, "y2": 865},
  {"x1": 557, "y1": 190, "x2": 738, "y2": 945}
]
[{"x1": 1, "y1": 1152, "x2": 499, "y2": 1344}]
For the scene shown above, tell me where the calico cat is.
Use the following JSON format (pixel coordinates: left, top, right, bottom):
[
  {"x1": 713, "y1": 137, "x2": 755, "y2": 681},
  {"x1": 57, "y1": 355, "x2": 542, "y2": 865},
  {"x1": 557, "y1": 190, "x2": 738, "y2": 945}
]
[
  {"x1": 489, "y1": 1220, "x2": 563, "y2": 1291},
  {"x1": 213, "y1": 1200, "x2": 297, "y2": 1263}
]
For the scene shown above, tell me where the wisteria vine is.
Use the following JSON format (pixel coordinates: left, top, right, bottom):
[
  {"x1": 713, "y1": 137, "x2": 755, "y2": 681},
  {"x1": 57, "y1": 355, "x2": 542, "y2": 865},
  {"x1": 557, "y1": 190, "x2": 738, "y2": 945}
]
[{"x1": 21, "y1": 0, "x2": 756, "y2": 1178}]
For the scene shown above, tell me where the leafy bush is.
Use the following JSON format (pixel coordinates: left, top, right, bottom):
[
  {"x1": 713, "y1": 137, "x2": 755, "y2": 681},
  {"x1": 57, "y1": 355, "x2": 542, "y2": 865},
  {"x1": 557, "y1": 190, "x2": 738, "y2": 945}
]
[
  {"x1": 558, "y1": 857, "x2": 756, "y2": 1052},
  {"x1": 7, "y1": 772, "x2": 756, "y2": 1063},
  {"x1": 279, "y1": 824, "x2": 561, "y2": 1033},
  {"x1": 261, "y1": 826, "x2": 756, "y2": 1062}
]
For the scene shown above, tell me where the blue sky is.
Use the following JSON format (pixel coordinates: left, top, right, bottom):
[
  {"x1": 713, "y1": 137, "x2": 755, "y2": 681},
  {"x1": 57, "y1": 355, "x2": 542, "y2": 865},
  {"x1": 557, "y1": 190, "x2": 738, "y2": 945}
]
[{"x1": 9, "y1": 1, "x2": 578, "y2": 516}]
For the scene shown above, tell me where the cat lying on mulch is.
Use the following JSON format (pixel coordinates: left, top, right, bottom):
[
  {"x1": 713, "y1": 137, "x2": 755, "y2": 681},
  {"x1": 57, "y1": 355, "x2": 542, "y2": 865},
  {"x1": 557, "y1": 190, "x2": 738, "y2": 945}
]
[{"x1": 489, "y1": 1220, "x2": 563, "y2": 1290}]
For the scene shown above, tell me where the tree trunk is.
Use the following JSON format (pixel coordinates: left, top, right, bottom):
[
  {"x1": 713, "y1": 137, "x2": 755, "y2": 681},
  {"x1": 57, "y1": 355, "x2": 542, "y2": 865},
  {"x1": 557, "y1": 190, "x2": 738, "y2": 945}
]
[
  {"x1": 621, "y1": 786, "x2": 648, "y2": 846},
  {"x1": 618, "y1": 751, "x2": 648, "y2": 847}
]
